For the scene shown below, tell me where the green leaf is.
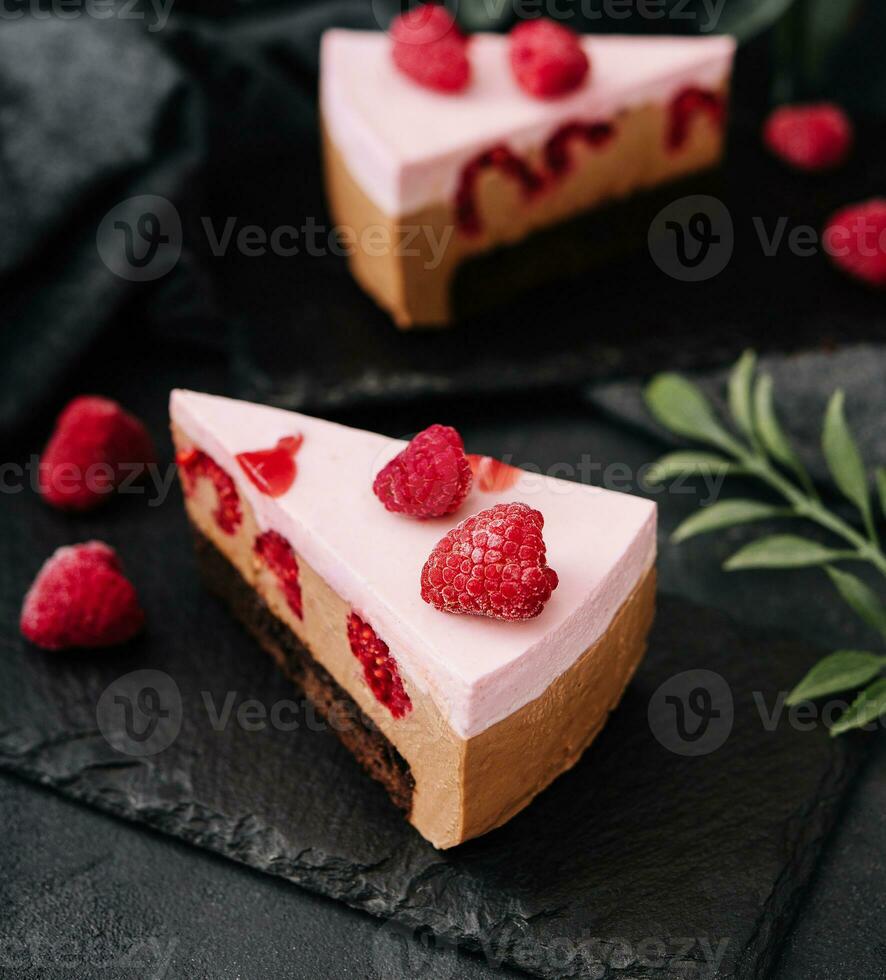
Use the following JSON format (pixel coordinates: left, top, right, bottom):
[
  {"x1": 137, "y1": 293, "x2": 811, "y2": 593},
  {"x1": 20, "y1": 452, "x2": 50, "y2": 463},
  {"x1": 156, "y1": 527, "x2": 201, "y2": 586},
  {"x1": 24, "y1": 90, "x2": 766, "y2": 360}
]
[
  {"x1": 724, "y1": 535, "x2": 853, "y2": 570},
  {"x1": 876, "y1": 467, "x2": 886, "y2": 519},
  {"x1": 786, "y1": 651, "x2": 885, "y2": 705},
  {"x1": 718, "y1": 0, "x2": 797, "y2": 43},
  {"x1": 822, "y1": 390, "x2": 872, "y2": 529},
  {"x1": 753, "y1": 373, "x2": 809, "y2": 483},
  {"x1": 672, "y1": 500, "x2": 788, "y2": 544},
  {"x1": 728, "y1": 351, "x2": 756, "y2": 440},
  {"x1": 804, "y1": 0, "x2": 865, "y2": 87},
  {"x1": 645, "y1": 452, "x2": 739, "y2": 485},
  {"x1": 825, "y1": 566, "x2": 886, "y2": 639},
  {"x1": 644, "y1": 374, "x2": 739, "y2": 454},
  {"x1": 829, "y1": 678, "x2": 886, "y2": 736}
]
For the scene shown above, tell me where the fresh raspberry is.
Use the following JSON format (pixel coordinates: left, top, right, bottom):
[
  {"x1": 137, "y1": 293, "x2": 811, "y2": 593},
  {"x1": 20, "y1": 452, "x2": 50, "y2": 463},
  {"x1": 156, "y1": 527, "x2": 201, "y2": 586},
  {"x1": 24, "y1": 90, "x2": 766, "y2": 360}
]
[
  {"x1": 39, "y1": 396, "x2": 155, "y2": 512},
  {"x1": 176, "y1": 448, "x2": 242, "y2": 534},
  {"x1": 347, "y1": 613, "x2": 412, "y2": 718},
  {"x1": 20, "y1": 542, "x2": 145, "y2": 651},
  {"x1": 421, "y1": 502, "x2": 559, "y2": 621},
  {"x1": 764, "y1": 103, "x2": 853, "y2": 172},
  {"x1": 255, "y1": 530, "x2": 303, "y2": 620},
  {"x1": 391, "y1": 4, "x2": 469, "y2": 93},
  {"x1": 824, "y1": 199, "x2": 886, "y2": 289},
  {"x1": 373, "y1": 424, "x2": 472, "y2": 519},
  {"x1": 508, "y1": 19, "x2": 589, "y2": 99}
]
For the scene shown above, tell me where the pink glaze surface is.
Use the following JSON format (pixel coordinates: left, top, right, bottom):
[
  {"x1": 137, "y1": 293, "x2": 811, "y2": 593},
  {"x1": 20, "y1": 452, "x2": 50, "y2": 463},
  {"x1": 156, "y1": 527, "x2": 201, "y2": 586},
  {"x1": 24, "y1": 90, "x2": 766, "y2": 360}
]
[
  {"x1": 171, "y1": 390, "x2": 656, "y2": 739},
  {"x1": 320, "y1": 29, "x2": 735, "y2": 215}
]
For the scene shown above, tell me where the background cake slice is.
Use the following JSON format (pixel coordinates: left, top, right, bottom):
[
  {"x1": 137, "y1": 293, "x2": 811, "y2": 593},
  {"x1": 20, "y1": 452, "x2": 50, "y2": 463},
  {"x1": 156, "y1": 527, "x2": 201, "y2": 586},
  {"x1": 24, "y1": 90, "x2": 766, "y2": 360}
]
[
  {"x1": 321, "y1": 25, "x2": 736, "y2": 327},
  {"x1": 171, "y1": 390, "x2": 656, "y2": 848}
]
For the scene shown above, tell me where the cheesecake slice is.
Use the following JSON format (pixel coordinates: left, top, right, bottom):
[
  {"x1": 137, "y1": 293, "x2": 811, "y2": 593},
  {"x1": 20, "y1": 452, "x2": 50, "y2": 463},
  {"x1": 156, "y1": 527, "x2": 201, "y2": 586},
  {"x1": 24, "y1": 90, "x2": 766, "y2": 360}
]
[
  {"x1": 171, "y1": 390, "x2": 656, "y2": 848},
  {"x1": 321, "y1": 24, "x2": 736, "y2": 327}
]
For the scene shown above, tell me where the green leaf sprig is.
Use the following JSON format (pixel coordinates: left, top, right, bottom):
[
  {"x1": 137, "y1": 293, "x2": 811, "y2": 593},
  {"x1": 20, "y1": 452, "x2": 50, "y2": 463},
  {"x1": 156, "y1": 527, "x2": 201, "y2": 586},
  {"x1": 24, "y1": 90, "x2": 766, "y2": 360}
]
[{"x1": 645, "y1": 350, "x2": 886, "y2": 736}]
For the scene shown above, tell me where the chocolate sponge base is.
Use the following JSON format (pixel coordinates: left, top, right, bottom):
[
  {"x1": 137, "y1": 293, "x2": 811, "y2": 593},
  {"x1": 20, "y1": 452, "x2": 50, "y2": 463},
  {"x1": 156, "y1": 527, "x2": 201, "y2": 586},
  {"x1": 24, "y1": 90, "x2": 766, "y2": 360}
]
[{"x1": 193, "y1": 528, "x2": 415, "y2": 814}]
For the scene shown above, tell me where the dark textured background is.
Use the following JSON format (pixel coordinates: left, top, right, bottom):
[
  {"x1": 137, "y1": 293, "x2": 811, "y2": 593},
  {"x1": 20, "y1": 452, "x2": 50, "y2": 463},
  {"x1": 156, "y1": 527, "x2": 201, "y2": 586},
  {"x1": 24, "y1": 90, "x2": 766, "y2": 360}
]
[{"x1": 2, "y1": 1, "x2": 886, "y2": 977}]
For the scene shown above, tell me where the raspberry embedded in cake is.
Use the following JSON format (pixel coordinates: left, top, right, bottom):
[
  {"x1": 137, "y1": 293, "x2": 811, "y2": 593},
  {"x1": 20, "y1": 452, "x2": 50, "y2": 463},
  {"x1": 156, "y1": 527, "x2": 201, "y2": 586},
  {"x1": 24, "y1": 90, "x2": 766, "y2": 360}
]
[
  {"x1": 347, "y1": 613, "x2": 412, "y2": 718},
  {"x1": 255, "y1": 530, "x2": 303, "y2": 619},
  {"x1": 544, "y1": 121, "x2": 615, "y2": 176},
  {"x1": 321, "y1": 26, "x2": 735, "y2": 325},
  {"x1": 177, "y1": 447, "x2": 242, "y2": 534},
  {"x1": 170, "y1": 389, "x2": 657, "y2": 848},
  {"x1": 667, "y1": 86, "x2": 725, "y2": 151},
  {"x1": 455, "y1": 144, "x2": 544, "y2": 236}
]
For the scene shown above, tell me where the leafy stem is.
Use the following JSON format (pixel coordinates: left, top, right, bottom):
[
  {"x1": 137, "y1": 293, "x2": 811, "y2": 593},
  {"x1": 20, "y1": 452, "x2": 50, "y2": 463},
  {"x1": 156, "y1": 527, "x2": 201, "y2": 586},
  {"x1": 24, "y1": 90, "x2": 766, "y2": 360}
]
[
  {"x1": 735, "y1": 448, "x2": 886, "y2": 577},
  {"x1": 645, "y1": 350, "x2": 886, "y2": 735}
]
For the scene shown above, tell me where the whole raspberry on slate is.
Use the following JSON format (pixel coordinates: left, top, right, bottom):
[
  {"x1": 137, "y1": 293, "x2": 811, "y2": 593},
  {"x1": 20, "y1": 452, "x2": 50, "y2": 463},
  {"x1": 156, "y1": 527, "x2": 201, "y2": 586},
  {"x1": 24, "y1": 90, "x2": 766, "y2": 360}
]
[
  {"x1": 373, "y1": 424, "x2": 472, "y2": 519},
  {"x1": 763, "y1": 103, "x2": 853, "y2": 172},
  {"x1": 509, "y1": 18, "x2": 589, "y2": 99},
  {"x1": 421, "y1": 502, "x2": 559, "y2": 621},
  {"x1": 20, "y1": 542, "x2": 145, "y2": 651},
  {"x1": 824, "y1": 199, "x2": 886, "y2": 289},
  {"x1": 391, "y1": 4, "x2": 470, "y2": 93},
  {"x1": 39, "y1": 396, "x2": 156, "y2": 512}
]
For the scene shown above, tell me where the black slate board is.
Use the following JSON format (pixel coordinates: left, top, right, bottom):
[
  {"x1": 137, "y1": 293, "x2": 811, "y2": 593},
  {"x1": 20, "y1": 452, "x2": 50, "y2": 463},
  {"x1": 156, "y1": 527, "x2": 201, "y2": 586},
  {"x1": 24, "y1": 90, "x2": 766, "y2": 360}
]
[{"x1": 0, "y1": 456, "x2": 868, "y2": 980}]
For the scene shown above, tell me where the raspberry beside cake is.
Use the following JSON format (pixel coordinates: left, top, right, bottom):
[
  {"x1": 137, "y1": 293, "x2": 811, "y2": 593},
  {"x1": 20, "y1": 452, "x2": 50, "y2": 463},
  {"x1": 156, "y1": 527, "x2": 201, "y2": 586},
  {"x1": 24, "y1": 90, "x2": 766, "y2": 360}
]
[
  {"x1": 321, "y1": 18, "x2": 736, "y2": 326},
  {"x1": 171, "y1": 390, "x2": 656, "y2": 848}
]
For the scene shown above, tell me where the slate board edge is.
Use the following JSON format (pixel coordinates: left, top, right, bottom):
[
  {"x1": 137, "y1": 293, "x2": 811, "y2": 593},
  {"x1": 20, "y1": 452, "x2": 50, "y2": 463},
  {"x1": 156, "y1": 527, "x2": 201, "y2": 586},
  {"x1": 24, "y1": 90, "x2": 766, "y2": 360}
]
[
  {"x1": 0, "y1": 718, "x2": 870, "y2": 980},
  {"x1": 733, "y1": 740, "x2": 868, "y2": 980}
]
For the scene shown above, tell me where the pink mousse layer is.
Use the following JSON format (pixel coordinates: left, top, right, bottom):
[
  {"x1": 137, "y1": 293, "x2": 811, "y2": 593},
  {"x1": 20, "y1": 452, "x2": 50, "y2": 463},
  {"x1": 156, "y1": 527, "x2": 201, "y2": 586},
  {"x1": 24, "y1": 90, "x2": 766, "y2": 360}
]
[
  {"x1": 171, "y1": 390, "x2": 656, "y2": 739},
  {"x1": 321, "y1": 29, "x2": 736, "y2": 215}
]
